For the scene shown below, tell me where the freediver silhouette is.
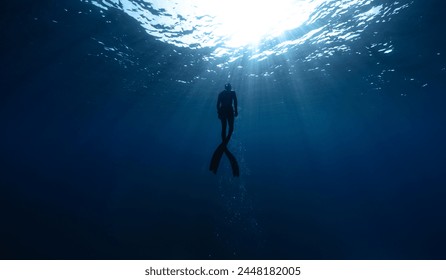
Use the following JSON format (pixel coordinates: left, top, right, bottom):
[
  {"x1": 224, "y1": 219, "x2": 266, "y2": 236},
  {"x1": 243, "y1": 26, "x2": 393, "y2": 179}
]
[{"x1": 209, "y1": 83, "x2": 240, "y2": 177}]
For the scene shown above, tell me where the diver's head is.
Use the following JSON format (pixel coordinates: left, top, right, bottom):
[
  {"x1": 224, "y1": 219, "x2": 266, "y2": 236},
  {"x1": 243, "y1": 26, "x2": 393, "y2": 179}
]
[{"x1": 225, "y1": 83, "x2": 232, "y2": 91}]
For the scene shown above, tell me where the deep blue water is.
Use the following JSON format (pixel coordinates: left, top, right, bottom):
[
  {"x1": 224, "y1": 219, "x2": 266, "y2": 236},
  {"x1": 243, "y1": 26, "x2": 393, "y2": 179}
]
[{"x1": 1, "y1": 0, "x2": 446, "y2": 259}]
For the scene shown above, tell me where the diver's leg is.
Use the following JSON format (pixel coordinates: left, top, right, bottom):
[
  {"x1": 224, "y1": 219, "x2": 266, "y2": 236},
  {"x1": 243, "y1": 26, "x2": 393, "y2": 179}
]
[
  {"x1": 226, "y1": 114, "x2": 234, "y2": 143},
  {"x1": 220, "y1": 117, "x2": 227, "y2": 142}
]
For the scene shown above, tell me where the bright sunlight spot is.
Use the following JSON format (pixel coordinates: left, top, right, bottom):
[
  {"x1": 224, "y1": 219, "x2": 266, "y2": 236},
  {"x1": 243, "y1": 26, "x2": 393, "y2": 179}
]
[
  {"x1": 193, "y1": 0, "x2": 324, "y2": 47},
  {"x1": 100, "y1": 0, "x2": 325, "y2": 49}
]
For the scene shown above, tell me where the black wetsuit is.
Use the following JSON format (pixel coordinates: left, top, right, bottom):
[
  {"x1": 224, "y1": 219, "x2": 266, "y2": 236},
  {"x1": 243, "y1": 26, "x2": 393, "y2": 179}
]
[{"x1": 217, "y1": 90, "x2": 238, "y2": 143}]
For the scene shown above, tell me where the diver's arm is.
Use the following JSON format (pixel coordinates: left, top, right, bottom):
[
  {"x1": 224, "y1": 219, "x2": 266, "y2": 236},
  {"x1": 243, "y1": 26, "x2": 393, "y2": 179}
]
[
  {"x1": 217, "y1": 93, "x2": 222, "y2": 118},
  {"x1": 217, "y1": 94, "x2": 221, "y2": 111},
  {"x1": 233, "y1": 92, "x2": 238, "y2": 117}
]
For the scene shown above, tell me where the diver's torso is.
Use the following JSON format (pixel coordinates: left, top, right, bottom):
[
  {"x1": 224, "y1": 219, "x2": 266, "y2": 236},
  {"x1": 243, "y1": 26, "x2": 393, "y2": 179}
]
[{"x1": 219, "y1": 90, "x2": 235, "y2": 110}]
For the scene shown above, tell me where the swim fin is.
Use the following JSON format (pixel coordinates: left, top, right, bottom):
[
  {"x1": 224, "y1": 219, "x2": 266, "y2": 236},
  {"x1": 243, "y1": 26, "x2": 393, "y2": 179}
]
[
  {"x1": 209, "y1": 142, "x2": 240, "y2": 177},
  {"x1": 209, "y1": 143, "x2": 226, "y2": 174},
  {"x1": 224, "y1": 149, "x2": 240, "y2": 177}
]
